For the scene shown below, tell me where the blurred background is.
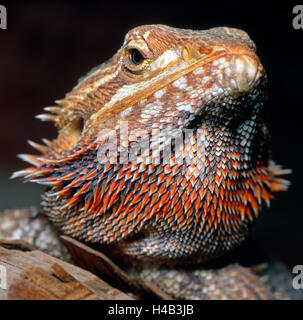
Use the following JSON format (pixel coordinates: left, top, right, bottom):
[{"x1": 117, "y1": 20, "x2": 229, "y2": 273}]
[{"x1": 0, "y1": 1, "x2": 302, "y2": 268}]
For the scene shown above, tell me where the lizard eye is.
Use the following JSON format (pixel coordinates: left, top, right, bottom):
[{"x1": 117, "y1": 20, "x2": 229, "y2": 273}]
[
  {"x1": 124, "y1": 47, "x2": 147, "y2": 73},
  {"x1": 129, "y1": 48, "x2": 144, "y2": 65}
]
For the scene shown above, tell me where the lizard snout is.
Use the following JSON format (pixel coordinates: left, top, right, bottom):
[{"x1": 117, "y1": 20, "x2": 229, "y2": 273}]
[{"x1": 222, "y1": 54, "x2": 263, "y2": 94}]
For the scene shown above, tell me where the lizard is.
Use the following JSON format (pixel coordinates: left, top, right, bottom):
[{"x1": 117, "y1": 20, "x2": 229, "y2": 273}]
[{"x1": 11, "y1": 24, "x2": 291, "y2": 299}]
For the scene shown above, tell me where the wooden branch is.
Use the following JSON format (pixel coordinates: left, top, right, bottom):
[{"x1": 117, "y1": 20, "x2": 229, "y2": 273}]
[
  {"x1": 0, "y1": 208, "x2": 173, "y2": 300},
  {"x1": 60, "y1": 235, "x2": 174, "y2": 300},
  {"x1": 0, "y1": 240, "x2": 133, "y2": 300},
  {"x1": 8, "y1": 264, "x2": 103, "y2": 300}
]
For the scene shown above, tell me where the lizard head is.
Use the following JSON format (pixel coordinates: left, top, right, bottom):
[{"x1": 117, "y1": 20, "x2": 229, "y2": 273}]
[{"x1": 18, "y1": 24, "x2": 265, "y2": 160}]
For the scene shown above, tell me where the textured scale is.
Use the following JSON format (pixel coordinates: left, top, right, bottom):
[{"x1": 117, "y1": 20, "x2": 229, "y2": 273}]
[{"x1": 14, "y1": 24, "x2": 290, "y2": 264}]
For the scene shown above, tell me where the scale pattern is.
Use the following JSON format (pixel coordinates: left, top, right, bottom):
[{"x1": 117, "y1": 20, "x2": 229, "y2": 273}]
[{"x1": 13, "y1": 24, "x2": 290, "y2": 263}]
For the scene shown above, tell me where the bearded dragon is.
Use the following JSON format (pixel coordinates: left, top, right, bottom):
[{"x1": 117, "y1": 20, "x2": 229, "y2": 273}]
[{"x1": 12, "y1": 24, "x2": 291, "y2": 299}]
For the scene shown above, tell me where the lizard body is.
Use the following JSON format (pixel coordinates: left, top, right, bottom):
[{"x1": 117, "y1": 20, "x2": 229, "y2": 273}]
[{"x1": 13, "y1": 25, "x2": 290, "y2": 296}]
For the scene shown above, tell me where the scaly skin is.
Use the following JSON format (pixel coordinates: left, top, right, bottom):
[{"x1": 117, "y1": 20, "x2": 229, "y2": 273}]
[{"x1": 13, "y1": 25, "x2": 290, "y2": 266}]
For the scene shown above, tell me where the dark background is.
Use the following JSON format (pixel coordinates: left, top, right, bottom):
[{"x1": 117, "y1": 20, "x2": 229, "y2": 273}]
[{"x1": 0, "y1": 1, "x2": 302, "y2": 268}]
